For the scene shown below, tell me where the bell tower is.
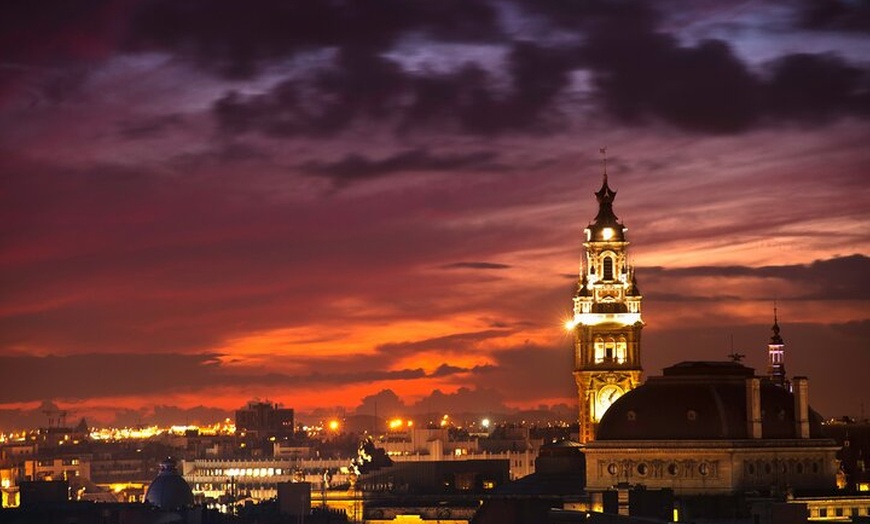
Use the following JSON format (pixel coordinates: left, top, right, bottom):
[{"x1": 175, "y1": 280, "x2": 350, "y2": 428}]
[
  {"x1": 767, "y1": 305, "x2": 787, "y2": 388},
  {"x1": 568, "y1": 161, "x2": 644, "y2": 444}
]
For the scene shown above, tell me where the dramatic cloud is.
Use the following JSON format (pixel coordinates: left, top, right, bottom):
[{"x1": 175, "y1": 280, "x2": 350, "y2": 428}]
[
  {"x1": 375, "y1": 330, "x2": 513, "y2": 357},
  {"x1": 642, "y1": 255, "x2": 870, "y2": 301},
  {"x1": 1, "y1": 0, "x2": 868, "y2": 429},
  {"x1": 442, "y1": 262, "x2": 513, "y2": 270},
  {"x1": 799, "y1": 0, "x2": 870, "y2": 32},
  {"x1": 127, "y1": 0, "x2": 501, "y2": 78},
  {"x1": 0, "y1": 352, "x2": 484, "y2": 404},
  {"x1": 302, "y1": 149, "x2": 500, "y2": 184}
]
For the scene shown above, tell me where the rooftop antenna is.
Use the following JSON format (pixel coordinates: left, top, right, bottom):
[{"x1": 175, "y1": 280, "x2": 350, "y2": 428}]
[{"x1": 599, "y1": 146, "x2": 608, "y2": 183}]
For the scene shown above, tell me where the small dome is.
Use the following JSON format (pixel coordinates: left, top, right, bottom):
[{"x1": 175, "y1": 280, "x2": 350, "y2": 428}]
[
  {"x1": 145, "y1": 458, "x2": 194, "y2": 509},
  {"x1": 587, "y1": 177, "x2": 625, "y2": 242},
  {"x1": 597, "y1": 361, "x2": 824, "y2": 441}
]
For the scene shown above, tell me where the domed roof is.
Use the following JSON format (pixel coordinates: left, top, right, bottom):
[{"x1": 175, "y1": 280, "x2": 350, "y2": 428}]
[
  {"x1": 145, "y1": 458, "x2": 194, "y2": 509},
  {"x1": 597, "y1": 361, "x2": 824, "y2": 441},
  {"x1": 587, "y1": 176, "x2": 626, "y2": 242}
]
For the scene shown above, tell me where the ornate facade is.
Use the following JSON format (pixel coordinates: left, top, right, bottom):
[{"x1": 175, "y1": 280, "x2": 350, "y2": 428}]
[
  {"x1": 569, "y1": 173, "x2": 643, "y2": 443},
  {"x1": 584, "y1": 361, "x2": 840, "y2": 496}
]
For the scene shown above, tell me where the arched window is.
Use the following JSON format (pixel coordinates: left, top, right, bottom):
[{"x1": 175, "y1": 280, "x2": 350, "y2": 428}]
[
  {"x1": 603, "y1": 256, "x2": 614, "y2": 280},
  {"x1": 616, "y1": 337, "x2": 627, "y2": 363},
  {"x1": 594, "y1": 337, "x2": 605, "y2": 363},
  {"x1": 605, "y1": 337, "x2": 615, "y2": 362}
]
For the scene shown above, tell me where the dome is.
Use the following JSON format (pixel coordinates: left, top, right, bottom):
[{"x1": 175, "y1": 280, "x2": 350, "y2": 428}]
[
  {"x1": 587, "y1": 177, "x2": 626, "y2": 242},
  {"x1": 145, "y1": 458, "x2": 194, "y2": 509},
  {"x1": 597, "y1": 361, "x2": 824, "y2": 441}
]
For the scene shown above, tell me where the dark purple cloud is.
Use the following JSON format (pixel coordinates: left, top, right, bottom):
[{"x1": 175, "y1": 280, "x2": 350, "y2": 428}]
[
  {"x1": 0, "y1": 352, "x2": 485, "y2": 404},
  {"x1": 301, "y1": 149, "x2": 501, "y2": 185},
  {"x1": 800, "y1": 0, "x2": 870, "y2": 32},
  {"x1": 641, "y1": 255, "x2": 870, "y2": 301},
  {"x1": 442, "y1": 262, "x2": 513, "y2": 270},
  {"x1": 375, "y1": 330, "x2": 513, "y2": 357},
  {"x1": 212, "y1": 41, "x2": 575, "y2": 137},
  {"x1": 127, "y1": 0, "x2": 501, "y2": 78}
]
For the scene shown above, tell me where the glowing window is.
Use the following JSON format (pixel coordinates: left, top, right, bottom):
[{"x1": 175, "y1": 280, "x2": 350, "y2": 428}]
[
  {"x1": 594, "y1": 337, "x2": 605, "y2": 363},
  {"x1": 605, "y1": 338, "x2": 615, "y2": 361},
  {"x1": 616, "y1": 338, "x2": 627, "y2": 363}
]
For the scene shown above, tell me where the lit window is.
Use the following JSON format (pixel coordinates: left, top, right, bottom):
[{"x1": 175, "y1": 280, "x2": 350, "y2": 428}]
[
  {"x1": 594, "y1": 337, "x2": 605, "y2": 363},
  {"x1": 605, "y1": 338, "x2": 615, "y2": 361},
  {"x1": 616, "y1": 338, "x2": 627, "y2": 363}
]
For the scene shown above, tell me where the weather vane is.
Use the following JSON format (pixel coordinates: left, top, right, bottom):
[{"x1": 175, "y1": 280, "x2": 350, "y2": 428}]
[{"x1": 599, "y1": 146, "x2": 608, "y2": 180}]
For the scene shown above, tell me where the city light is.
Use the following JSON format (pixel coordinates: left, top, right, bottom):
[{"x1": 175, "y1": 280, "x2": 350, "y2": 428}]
[{"x1": 328, "y1": 420, "x2": 340, "y2": 431}]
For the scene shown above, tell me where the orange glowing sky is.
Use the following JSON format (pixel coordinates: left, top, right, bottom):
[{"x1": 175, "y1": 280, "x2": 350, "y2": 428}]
[{"x1": 1, "y1": 0, "x2": 869, "y2": 430}]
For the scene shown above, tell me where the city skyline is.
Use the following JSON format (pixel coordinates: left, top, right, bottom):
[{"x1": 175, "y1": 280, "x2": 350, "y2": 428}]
[{"x1": 1, "y1": 1, "x2": 869, "y2": 430}]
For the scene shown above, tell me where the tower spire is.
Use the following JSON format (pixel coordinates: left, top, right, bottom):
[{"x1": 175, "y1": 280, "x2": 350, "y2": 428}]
[
  {"x1": 767, "y1": 302, "x2": 787, "y2": 387},
  {"x1": 571, "y1": 153, "x2": 643, "y2": 444}
]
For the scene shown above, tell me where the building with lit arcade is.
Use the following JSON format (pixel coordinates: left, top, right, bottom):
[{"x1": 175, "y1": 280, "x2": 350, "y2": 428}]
[{"x1": 560, "y1": 165, "x2": 870, "y2": 522}]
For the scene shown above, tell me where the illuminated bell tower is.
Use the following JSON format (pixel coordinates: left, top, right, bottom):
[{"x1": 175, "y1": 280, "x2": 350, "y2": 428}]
[
  {"x1": 767, "y1": 305, "x2": 787, "y2": 388},
  {"x1": 569, "y1": 167, "x2": 644, "y2": 444}
]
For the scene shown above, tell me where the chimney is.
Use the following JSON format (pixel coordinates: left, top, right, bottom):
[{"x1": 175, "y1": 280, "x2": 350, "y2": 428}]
[
  {"x1": 746, "y1": 377, "x2": 762, "y2": 439},
  {"x1": 793, "y1": 376, "x2": 810, "y2": 439}
]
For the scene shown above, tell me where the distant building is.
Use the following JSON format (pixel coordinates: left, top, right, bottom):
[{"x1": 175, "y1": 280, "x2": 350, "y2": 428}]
[
  {"x1": 568, "y1": 170, "x2": 644, "y2": 444},
  {"x1": 767, "y1": 305, "x2": 788, "y2": 388},
  {"x1": 585, "y1": 361, "x2": 840, "y2": 496},
  {"x1": 235, "y1": 401, "x2": 294, "y2": 439}
]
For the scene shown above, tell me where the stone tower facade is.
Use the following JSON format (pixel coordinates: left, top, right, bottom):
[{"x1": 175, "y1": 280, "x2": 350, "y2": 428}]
[{"x1": 569, "y1": 173, "x2": 644, "y2": 444}]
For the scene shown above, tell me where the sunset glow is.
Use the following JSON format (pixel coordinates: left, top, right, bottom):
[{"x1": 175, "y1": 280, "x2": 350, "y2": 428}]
[{"x1": 0, "y1": 1, "x2": 868, "y2": 431}]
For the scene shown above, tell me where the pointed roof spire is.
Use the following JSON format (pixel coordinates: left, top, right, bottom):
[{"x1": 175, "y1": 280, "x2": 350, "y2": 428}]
[
  {"x1": 770, "y1": 302, "x2": 783, "y2": 345},
  {"x1": 589, "y1": 147, "x2": 621, "y2": 238}
]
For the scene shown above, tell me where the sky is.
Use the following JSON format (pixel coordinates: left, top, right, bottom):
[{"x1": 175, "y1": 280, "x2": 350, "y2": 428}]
[{"x1": 1, "y1": 0, "x2": 869, "y2": 431}]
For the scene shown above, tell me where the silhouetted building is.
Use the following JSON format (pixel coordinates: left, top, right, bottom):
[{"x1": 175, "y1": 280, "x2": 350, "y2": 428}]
[{"x1": 235, "y1": 401, "x2": 294, "y2": 439}]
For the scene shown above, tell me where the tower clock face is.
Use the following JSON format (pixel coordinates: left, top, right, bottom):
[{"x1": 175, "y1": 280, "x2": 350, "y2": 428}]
[{"x1": 594, "y1": 385, "x2": 624, "y2": 422}]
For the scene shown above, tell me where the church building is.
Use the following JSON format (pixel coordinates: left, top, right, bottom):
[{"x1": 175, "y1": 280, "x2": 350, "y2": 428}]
[{"x1": 569, "y1": 164, "x2": 840, "y2": 499}]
